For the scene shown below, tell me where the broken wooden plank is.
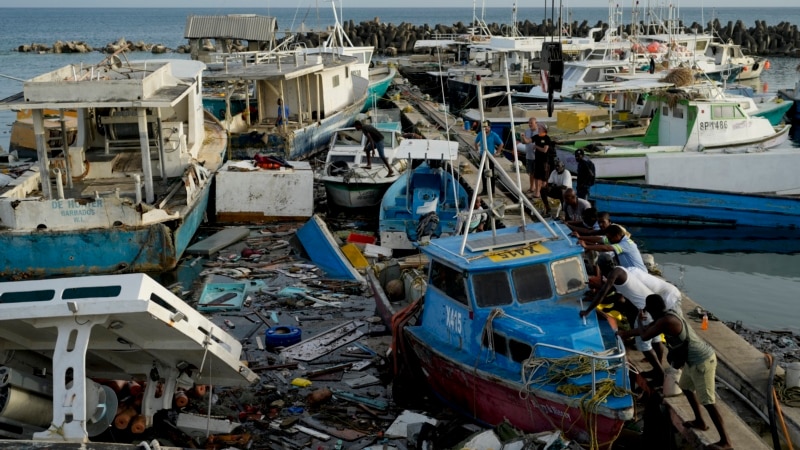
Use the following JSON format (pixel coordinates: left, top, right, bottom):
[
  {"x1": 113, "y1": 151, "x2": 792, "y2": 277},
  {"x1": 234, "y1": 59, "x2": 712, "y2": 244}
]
[{"x1": 186, "y1": 227, "x2": 251, "y2": 256}]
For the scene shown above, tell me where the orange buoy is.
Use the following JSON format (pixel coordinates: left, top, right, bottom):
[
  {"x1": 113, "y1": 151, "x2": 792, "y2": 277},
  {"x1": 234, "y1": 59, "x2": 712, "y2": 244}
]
[
  {"x1": 114, "y1": 405, "x2": 136, "y2": 430},
  {"x1": 765, "y1": 60, "x2": 771, "y2": 70},
  {"x1": 190, "y1": 384, "x2": 208, "y2": 398},
  {"x1": 130, "y1": 414, "x2": 147, "y2": 434},
  {"x1": 763, "y1": 82, "x2": 769, "y2": 93},
  {"x1": 174, "y1": 391, "x2": 189, "y2": 408}
]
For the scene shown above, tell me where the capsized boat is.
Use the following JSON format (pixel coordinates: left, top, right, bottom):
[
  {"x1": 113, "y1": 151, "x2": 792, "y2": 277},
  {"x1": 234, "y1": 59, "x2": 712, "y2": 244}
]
[
  {"x1": 0, "y1": 58, "x2": 226, "y2": 277},
  {"x1": 395, "y1": 204, "x2": 633, "y2": 448},
  {"x1": 378, "y1": 140, "x2": 464, "y2": 250}
]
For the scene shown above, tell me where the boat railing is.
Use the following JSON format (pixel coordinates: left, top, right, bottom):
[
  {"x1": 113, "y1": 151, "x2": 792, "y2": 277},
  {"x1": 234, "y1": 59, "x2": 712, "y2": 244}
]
[{"x1": 528, "y1": 339, "x2": 627, "y2": 398}]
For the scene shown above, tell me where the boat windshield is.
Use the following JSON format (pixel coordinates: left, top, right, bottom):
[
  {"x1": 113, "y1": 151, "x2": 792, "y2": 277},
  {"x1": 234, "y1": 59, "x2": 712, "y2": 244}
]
[
  {"x1": 551, "y1": 256, "x2": 586, "y2": 296},
  {"x1": 473, "y1": 271, "x2": 513, "y2": 307},
  {"x1": 430, "y1": 261, "x2": 468, "y2": 305},
  {"x1": 512, "y1": 264, "x2": 553, "y2": 303}
]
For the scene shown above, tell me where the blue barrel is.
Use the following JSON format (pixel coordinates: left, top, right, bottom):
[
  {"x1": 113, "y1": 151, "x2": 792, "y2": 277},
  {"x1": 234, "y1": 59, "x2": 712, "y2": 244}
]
[{"x1": 464, "y1": 120, "x2": 471, "y2": 131}]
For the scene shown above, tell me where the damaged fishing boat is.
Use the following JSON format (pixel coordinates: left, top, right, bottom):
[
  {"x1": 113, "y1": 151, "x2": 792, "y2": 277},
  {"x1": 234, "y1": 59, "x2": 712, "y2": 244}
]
[
  {"x1": 0, "y1": 273, "x2": 257, "y2": 442},
  {"x1": 0, "y1": 58, "x2": 226, "y2": 277},
  {"x1": 394, "y1": 205, "x2": 634, "y2": 448}
]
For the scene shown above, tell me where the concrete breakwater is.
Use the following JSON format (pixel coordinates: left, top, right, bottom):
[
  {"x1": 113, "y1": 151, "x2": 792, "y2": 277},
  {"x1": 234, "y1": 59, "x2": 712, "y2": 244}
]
[
  {"x1": 13, "y1": 17, "x2": 800, "y2": 57},
  {"x1": 16, "y1": 38, "x2": 180, "y2": 54}
]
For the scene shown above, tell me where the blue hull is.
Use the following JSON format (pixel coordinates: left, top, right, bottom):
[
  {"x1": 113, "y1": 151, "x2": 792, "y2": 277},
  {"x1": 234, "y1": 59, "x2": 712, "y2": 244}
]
[
  {"x1": 591, "y1": 180, "x2": 800, "y2": 229},
  {"x1": 0, "y1": 186, "x2": 212, "y2": 278},
  {"x1": 629, "y1": 225, "x2": 800, "y2": 254},
  {"x1": 296, "y1": 215, "x2": 363, "y2": 281},
  {"x1": 379, "y1": 162, "x2": 469, "y2": 250}
]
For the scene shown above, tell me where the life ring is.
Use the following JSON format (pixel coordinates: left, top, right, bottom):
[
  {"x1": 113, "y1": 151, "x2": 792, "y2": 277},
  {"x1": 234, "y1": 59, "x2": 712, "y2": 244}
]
[{"x1": 264, "y1": 326, "x2": 302, "y2": 348}]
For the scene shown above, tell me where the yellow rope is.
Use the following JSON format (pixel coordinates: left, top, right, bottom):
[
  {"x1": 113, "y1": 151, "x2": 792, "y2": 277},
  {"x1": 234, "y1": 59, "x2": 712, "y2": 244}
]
[{"x1": 521, "y1": 355, "x2": 631, "y2": 450}]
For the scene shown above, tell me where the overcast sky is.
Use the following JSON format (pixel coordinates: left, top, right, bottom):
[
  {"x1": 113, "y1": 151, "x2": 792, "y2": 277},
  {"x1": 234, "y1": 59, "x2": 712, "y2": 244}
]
[{"x1": 1, "y1": 1, "x2": 786, "y2": 7}]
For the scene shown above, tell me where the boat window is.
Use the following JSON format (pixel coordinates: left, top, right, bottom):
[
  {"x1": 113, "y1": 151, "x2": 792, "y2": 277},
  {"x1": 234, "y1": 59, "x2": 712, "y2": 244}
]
[
  {"x1": 672, "y1": 107, "x2": 684, "y2": 118},
  {"x1": 481, "y1": 331, "x2": 508, "y2": 357},
  {"x1": 711, "y1": 105, "x2": 742, "y2": 119},
  {"x1": 429, "y1": 261, "x2": 468, "y2": 305},
  {"x1": 333, "y1": 75, "x2": 340, "y2": 87},
  {"x1": 551, "y1": 257, "x2": 586, "y2": 296},
  {"x1": 563, "y1": 65, "x2": 581, "y2": 82},
  {"x1": 662, "y1": 106, "x2": 669, "y2": 117},
  {"x1": 63, "y1": 285, "x2": 122, "y2": 299},
  {"x1": 583, "y1": 67, "x2": 602, "y2": 82},
  {"x1": 473, "y1": 271, "x2": 513, "y2": 307},
  {"x1": 509, "y1": 339, "x2": 533, "y2": 363},
  {"x1": 329, "y1": 154, "x2": 356, "y2": 163},
  {"x1": 512, "y1": 264, "x2": 553, "y2": 303},
  {"x1": 345, "y1": 67, "x2": 350, "y2": 78},
  {"x1": 0, "y1": 290, "x2": 55, "y2": 303}
]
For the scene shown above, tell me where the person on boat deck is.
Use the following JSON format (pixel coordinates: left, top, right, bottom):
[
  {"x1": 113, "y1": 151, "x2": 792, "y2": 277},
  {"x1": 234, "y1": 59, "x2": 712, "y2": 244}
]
[
  {"x1": 541, "y1": 160, "x2": 572, "y2": 216},
  {"x1": 467, "y1": 197, "x2": 487, "y2": 233},
  {"x1": 618, "y1": 295, "x2": 733, "y2": 450},
  {"x1": 275, "y1": 98, "x2": 290, "y2": 127},
  {"x1": 576, "y1": 224, "x2": 647, "y2": 273},
  {"x1": 581, "y1": 266, "x2": 665, "y2": 383},
  {"x1": 516, "y1": 117, "x2": 539, "y2": 193},
  {"x1": 474, "y1": 120, "x2": 503, "y2": 195},
  {"x1": 531, "y1": 124, "x2": 553, "y2": 198},
  {"x1": 574, "y1": 148, "x2": 595, "y2": 200},
  {"x1": 354, "y1": 120, "x2": 394, "y2": 176},
  {"x1": 561, "y1": 188, "x2": 591, "y2": 223}
]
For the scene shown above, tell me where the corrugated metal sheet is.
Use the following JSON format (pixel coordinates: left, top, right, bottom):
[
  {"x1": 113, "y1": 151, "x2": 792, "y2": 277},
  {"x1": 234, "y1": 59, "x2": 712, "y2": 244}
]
[{"x1": 184, "y1": 15, "x2": 277, "y2": 41}]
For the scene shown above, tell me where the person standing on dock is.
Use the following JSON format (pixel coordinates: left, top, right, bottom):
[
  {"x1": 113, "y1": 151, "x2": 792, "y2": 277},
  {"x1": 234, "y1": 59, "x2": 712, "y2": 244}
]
[
  {"x1": 474, "y1": 120, "x2": 504, "y2": 195},
  {"x1": 574, "y1": 148, "x2": 595, "y2": 200},
  {"x1": 531, "y1": 124, "x2": 553, "y2": 198},
  {"x1": 517, "y1": 117, "x2": 539, "y2": 194},
  {"x1": 619, "y1": 295, "x2": 733, "y2": 450},
  {"x1": 354, "y1": 120, "x2": 394, "y2": 176}
]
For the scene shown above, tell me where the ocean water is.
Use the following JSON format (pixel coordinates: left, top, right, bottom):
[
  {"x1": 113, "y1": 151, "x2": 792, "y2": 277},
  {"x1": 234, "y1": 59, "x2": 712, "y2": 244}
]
[{"x1": 0, "y1": 7, "x2": 798, "y2": 332}]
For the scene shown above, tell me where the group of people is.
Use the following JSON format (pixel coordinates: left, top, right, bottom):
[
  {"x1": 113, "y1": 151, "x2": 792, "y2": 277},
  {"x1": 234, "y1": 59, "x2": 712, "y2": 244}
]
[
  {"x1": 572, "y1": 213, "x2": 733, "y2": 450},
  {"x1": 473, "y1": 117, "x2": 596, "y2": 216}
]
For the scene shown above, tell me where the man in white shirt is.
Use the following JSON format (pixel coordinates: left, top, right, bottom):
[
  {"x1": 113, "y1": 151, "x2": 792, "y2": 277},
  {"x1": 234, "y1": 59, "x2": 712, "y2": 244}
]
[{"x1": 541, "y1": 160, "x2": 572, "y2": 216}]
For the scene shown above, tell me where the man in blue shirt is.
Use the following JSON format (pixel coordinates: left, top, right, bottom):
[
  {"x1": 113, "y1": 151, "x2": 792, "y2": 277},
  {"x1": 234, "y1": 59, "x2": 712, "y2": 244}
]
[
  {"x1": 474, "y1": 120, "x2": 504, "y2": 195},
  {"x1": 275, "y1": 98, "x2": 290, "y2": 127},
  {"x1": 474, "y1": 120, "x2": 504, "y2": 157}
]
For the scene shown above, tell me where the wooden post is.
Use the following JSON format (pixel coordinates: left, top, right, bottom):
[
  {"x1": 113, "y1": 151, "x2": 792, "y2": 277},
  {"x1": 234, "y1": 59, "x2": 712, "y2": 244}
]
[
  {"x1": 31, "y1": 109, "x2": 52, "y2": 199},
  {"x1": 137, "y1": 108, "x2": 155, "y2": 203}
]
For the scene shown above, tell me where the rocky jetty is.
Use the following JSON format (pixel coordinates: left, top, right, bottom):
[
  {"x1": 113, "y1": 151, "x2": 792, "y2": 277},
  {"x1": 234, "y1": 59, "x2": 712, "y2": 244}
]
[{"x1": 12, "y1": 18, "x2": 800, "y2": 57}]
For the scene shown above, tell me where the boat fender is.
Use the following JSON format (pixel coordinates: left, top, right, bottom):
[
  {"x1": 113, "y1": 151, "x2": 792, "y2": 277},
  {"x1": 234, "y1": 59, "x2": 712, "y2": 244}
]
[{"x1": 264, "y1": 326, "x2": 302, "y2": 349}]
